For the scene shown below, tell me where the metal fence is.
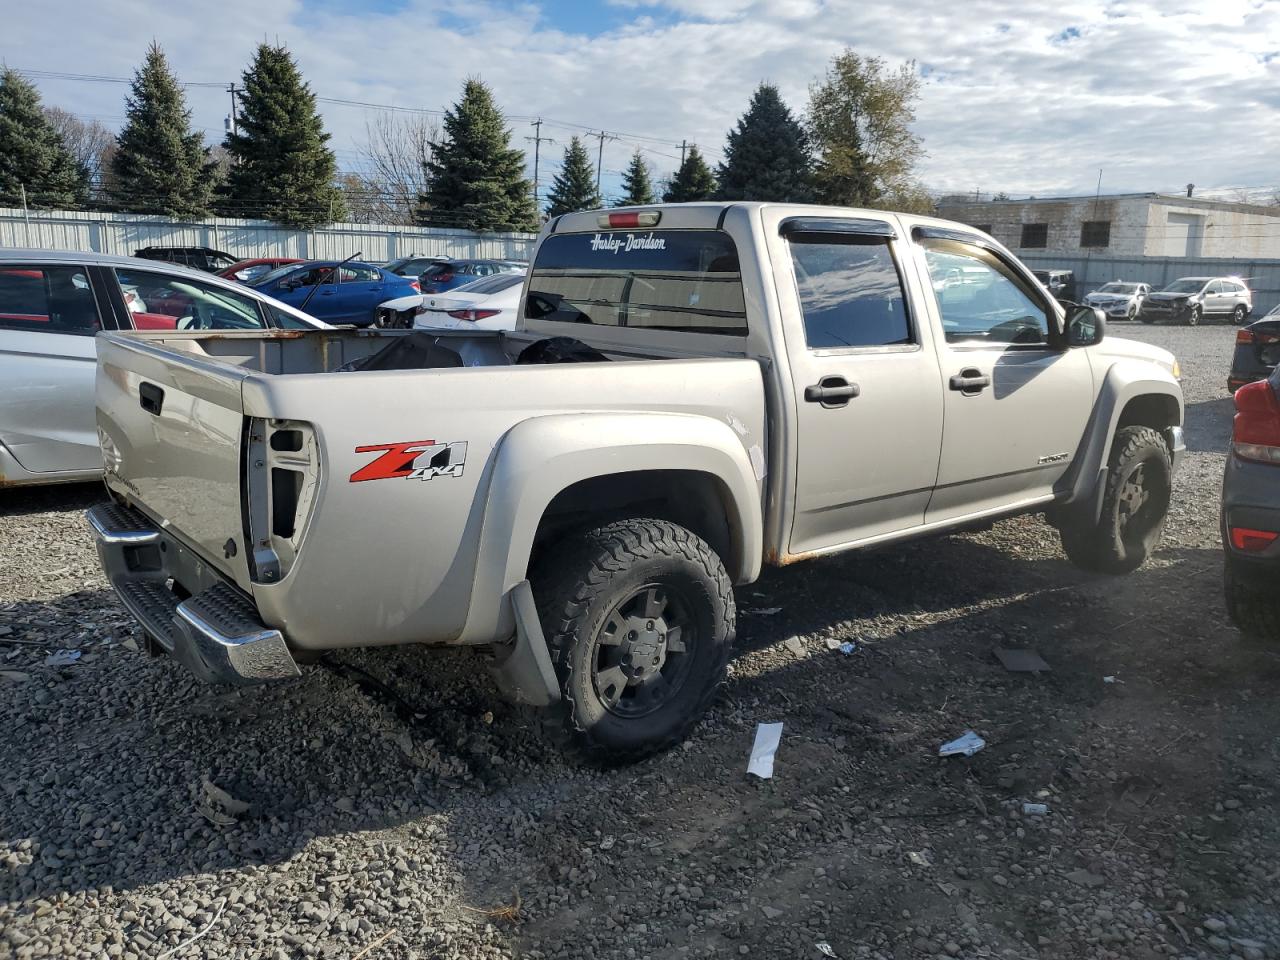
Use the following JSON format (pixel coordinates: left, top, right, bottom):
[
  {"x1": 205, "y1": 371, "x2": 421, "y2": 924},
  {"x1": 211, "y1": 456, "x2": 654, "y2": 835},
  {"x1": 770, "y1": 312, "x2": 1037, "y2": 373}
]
[
  {"x1": 0, "y1": 207, "x2": 538, "y2": 262},
  {"x1": 1021, "y1": 252, "x2": 1280, "y2": 317}
]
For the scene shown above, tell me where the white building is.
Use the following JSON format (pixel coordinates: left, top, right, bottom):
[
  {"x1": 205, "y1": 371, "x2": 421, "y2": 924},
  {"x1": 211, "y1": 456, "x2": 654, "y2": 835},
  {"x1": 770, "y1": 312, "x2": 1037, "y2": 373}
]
[{"x1": 936, "y1": 193, "x2": 1280, "y2": 260}]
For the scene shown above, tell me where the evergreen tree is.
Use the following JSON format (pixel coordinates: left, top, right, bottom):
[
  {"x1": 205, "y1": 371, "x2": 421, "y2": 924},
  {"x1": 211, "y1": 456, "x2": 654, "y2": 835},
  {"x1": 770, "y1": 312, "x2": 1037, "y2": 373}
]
[
  {"x1": 416, "y1": 78, "x2": 537, "y2": 232},
  {"x1": 615, "y1": 150, "x2": 655, "y2": 206},
  {"x1": 661, "y1": 145, "x2": 716, "y2": 203},
  {"x1": 110, "y1": 43, "x2": 216, "y2": 218},
  {"x1": 0, "y1": 68, "x2": 88, "y2": 208},
  {"x1": 545, "y1": 136, "x2": 600, "y2": 217},
  {"x1": 222, "y1": 44, "x2": 345, "y2": 227},
  {"x1": 716, "y1": 83, "x2": 812, "y2": 203}
]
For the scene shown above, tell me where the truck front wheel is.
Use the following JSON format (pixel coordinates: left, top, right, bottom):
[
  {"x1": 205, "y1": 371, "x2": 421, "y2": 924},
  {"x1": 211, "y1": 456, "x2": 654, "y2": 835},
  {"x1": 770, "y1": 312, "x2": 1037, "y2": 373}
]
[
  {"x1": 534, "y1": 518, "x2": 735, "y2": 762},
  {"x1": 1059, "y1": 426, "x2": 1172, "y2": 574}
]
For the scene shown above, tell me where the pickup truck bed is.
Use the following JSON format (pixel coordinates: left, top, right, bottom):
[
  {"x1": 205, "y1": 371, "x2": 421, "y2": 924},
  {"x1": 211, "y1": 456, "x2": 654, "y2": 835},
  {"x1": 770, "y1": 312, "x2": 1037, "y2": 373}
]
[{"x1": 94, "y1": 327, "x2": 766, "y2": 661}]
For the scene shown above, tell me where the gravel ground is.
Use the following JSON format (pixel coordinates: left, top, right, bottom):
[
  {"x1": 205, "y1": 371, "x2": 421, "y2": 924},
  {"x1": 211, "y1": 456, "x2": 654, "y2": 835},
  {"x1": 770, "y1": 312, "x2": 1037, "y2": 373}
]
[{"x1": 3, "y1": 322, "x2": 1279, "y2": 960}]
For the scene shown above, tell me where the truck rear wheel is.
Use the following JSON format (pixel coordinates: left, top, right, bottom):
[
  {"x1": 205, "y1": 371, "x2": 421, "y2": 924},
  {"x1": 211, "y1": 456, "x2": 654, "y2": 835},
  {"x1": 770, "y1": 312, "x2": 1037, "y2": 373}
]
[
  {"x1": 1059, "y1": 426, "x2": 1172, "y2": 574},
  {"x1": 533, "y1": 518, "x2": 735, "y2": 762}
]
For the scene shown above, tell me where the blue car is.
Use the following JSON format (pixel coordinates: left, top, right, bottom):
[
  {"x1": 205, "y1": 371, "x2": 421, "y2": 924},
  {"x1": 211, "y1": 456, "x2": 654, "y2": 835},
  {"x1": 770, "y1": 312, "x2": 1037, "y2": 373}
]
[
  {"x1": 419, "y1": 259, "x2": 525, "y2": 294},
  {"x1": 251, "y1": 261, "x2": 419, "y2": 326}
]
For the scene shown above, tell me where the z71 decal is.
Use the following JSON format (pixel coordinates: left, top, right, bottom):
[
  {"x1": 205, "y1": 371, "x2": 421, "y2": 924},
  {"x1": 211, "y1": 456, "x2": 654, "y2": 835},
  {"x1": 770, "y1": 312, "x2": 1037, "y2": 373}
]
[{"x1": 350, "y1": 439, "x2": 468, "y2": 483}]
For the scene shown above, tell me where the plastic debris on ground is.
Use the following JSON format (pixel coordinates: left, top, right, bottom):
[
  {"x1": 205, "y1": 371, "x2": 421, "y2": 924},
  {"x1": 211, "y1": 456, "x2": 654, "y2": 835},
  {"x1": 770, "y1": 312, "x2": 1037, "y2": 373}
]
[
  {"x1": 747, "y1": 722, "x2": 784, "y2": 779},
  {"x1": 197, "y1": 778, "x2": 250, "y2": 826},
  {"x1": 908, "y1": 850, "x2": 933, "y2": 867},
  {"x1": 1022, "y1": 802, "x2": 1049, "y2": 816},
  {"x1": 44, "y1": 649, "x2": 81, "y2": 667},
  {"x1": 993, "y1": 647, "x2": 1050, "y2": 673},
  {"x1": 1103, "y1": 675, "x2": 1122, "y2": 684},
  {"x1": 838, "y1": 642, "x2": 856, "y2": 655},
  {"x1": 815, "y1": 943, "x2": 839, "y2": 958},
  {"x1": 939, "y1": 730, "x2": 986, "y2": 758}
]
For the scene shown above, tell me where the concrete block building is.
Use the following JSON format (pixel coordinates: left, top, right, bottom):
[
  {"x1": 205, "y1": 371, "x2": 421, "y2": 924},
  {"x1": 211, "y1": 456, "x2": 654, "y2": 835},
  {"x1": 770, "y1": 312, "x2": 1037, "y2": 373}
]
[{"x1": 936, "y1": 193, "x2": 1280, "y2": 260}]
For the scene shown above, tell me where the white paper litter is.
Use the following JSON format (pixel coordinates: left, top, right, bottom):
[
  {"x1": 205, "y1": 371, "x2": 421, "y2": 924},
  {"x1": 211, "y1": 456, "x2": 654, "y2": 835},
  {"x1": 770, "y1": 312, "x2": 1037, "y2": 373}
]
[
  {"x1": 938, "y1": 730, "x2": 986, "y2": 758},
  {"x1": 747, "y1": 722, "x2": 784, "y2": 779}
]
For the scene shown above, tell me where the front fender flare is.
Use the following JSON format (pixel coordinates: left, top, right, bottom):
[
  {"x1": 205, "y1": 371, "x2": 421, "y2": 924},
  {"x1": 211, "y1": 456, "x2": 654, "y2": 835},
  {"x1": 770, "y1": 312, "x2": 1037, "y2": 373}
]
[
  {"x1": 1058, "y1": 361, "x2": 1184, "y2": 519},
  {"x1": 458, "y1": 412, "x2": 765, "y2": 644}
]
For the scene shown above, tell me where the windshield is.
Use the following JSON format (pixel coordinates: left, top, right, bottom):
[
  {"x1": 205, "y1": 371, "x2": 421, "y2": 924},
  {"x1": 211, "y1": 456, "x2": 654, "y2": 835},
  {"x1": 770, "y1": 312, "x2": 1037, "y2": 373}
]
[
  {"x1": 1098, "y1": 283, "x2": 1139, "y2": 294},
  {"x1": 254, "y1": 263, "x2": 304, "y2": 286},
  {"x1": 1162, "y1": 278, "x2": 1206, "y2": 294},
  {"x1": 452, "y1": 273, "x2": 525, "y2": 296},
  {"x1": 525, "y1": 230, "x2": 748, "y2": 336}
]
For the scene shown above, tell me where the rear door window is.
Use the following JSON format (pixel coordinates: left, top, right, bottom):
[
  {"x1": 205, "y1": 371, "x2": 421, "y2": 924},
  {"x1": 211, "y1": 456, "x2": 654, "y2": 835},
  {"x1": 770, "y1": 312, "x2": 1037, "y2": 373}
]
[
  {"x1": 114, "y1": 268, "x2": 267, "y2": 331},
  {"x1": 526, "y1": 230, "x2": 747, "y2": 336},
  {"x1": 0, "y1": 265, "x2": 101, "y2": 335},
  {"x1": 787, "y1": 237, "x2": 912, "y2": 349}
]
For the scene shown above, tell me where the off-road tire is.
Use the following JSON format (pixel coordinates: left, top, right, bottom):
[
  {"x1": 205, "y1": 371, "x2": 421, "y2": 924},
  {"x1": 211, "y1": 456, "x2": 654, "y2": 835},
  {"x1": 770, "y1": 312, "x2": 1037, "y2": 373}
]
[
  {"x1": 532, "y1": 518, "x2": 735, "y2": 763},
  {"x1": 1224, "y1": 558, "x2": 1280, "y2": 640},
  {"x1": 1060, "y1": 426, "x2": 1172, "y2": 574},
  {"x1": 1187, "y1": 304, "x2": 1202, "y2": 326},
  {"x1": 1232, "y1": 304, "x2": 1249, "y2": 326}
]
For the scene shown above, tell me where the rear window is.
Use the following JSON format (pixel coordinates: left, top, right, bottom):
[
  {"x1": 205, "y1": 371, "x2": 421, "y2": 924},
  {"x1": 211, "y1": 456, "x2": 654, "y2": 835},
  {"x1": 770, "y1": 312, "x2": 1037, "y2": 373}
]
[
  {"x1": 525, "y1": 230, "x2": 747, "y2": 336},
  {"x1": 455, "y1": 273, "x2": 524, "y2": 296},
  {"x1": 0, "y1": 265, "x2": 100, "y2": 335}
]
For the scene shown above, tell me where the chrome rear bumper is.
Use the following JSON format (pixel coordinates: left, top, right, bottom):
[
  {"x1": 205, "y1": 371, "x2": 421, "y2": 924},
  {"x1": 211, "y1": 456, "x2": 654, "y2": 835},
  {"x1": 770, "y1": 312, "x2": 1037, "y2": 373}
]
[{"x1": 87, "y1": 502, "x2": 300, "y2": 685}]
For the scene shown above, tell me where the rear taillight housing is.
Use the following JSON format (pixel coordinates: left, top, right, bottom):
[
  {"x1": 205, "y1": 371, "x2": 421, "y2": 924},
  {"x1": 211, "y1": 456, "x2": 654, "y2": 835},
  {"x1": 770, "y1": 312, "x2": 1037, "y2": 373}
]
[
  {"x1": 409, "y1": 279, "x2": 421, "y2": 293},
  {"x1": 1230, "y1": 527, "x2": 1279, "y2": 552},
  {"x1": 1237, "y1": 329, "x2": 1255, "y2": 345},
  {"x1": 446, "y1": 309, "x2": 500, "y2": 322},
  {"x1": 1232, "y1": 380, "x2": 1280, "y2": 463}
]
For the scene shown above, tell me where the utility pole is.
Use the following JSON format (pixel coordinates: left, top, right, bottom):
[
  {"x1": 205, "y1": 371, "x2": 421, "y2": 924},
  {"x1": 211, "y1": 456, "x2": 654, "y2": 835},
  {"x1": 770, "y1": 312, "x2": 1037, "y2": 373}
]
[
  {"x1": 525, "y1": 119, "x2": 555, "y2": 212},
  {"x1": 226, "y1": 83, "x2": 239, "y2": 137},
  {"x1": 590, "y1": 130, "x2": 619, "y2": 194},
  {"x1": 680, "y1": 139, "x2": 687, "y2": 165}
]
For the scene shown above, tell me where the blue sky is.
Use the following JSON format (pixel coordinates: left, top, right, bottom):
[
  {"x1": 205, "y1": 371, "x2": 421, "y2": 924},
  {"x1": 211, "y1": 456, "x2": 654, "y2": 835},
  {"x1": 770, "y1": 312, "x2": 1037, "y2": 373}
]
[{"x1": 5, "y1": 0, "x2": 1280, "y2": 208}]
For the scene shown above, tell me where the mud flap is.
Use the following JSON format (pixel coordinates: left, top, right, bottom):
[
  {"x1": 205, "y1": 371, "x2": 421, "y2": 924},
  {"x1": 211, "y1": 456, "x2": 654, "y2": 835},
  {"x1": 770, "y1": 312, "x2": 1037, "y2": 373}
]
[{"x1": 487, "y1": 580, "x2": 561, "y2": 707}]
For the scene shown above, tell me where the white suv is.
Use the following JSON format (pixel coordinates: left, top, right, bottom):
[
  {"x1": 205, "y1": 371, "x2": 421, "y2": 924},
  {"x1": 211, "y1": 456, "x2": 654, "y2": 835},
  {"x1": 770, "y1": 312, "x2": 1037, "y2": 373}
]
[{"x1": 1139, "y1": 276, "x2": 1252, "y2": 326}]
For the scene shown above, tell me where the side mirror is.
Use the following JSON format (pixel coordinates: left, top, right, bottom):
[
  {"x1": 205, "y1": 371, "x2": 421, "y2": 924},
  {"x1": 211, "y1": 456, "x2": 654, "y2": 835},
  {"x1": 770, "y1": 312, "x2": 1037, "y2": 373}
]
[{"x1": 1067, "y1": 304, "x2": 1106, "y2": 347}]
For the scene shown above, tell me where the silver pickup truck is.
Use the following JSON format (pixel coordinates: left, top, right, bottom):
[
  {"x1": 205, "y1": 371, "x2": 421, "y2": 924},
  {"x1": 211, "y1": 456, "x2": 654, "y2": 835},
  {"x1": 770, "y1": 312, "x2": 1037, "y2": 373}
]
[{"x1": 89, "y1": 203, "x2": 1185, "y2": 761}]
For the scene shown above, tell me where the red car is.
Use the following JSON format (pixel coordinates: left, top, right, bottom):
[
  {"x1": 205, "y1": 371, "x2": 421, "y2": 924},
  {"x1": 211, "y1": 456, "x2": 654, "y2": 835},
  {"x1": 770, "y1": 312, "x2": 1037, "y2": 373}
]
[{"x1": 217, "y1": 257, "x2": 303, "y2": 284}]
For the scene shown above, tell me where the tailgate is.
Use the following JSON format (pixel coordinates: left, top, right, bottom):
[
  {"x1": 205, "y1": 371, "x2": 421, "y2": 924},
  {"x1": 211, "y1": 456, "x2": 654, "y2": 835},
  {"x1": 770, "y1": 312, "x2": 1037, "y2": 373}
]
[{"x1": 96, "y1": 333, "x2": 253, "y2": 589}]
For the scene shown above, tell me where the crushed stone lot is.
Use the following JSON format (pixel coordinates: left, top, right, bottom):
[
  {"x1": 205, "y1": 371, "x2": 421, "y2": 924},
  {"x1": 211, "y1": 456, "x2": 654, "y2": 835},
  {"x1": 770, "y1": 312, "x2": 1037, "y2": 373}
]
[{"x1": 3, "y1": 323, "x2": 1280, "y2": 960}]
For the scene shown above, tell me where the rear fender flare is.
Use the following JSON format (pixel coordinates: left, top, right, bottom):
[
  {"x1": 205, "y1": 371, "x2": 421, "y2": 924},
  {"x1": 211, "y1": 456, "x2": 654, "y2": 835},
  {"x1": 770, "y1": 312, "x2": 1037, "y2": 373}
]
[{"x1": 458, "y1": 412, "x2": 764, "y2": 643}]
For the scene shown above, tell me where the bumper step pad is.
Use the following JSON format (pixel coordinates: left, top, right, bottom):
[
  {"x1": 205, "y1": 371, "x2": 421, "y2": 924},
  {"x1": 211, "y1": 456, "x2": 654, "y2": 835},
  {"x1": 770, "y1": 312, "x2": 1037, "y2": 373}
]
[{"x1": 87, "y1": 503, "x2": 300, "y2": 685}]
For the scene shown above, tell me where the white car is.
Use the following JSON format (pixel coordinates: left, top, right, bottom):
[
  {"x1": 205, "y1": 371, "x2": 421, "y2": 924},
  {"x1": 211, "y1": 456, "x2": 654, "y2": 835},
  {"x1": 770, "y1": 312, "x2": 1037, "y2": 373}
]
[
  {"x1": 0, "y1": 250, "x2": 326, "y2": 488},
  {"x1": 414, "y1": 271, "x2": 526, "y2": 331},
  {"x1": 1085, "y1": 281, "x2": 1151, "y2": 320}
]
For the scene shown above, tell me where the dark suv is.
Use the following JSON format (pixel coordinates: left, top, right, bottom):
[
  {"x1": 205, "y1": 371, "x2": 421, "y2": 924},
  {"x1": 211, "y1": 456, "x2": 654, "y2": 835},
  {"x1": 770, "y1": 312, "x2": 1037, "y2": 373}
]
[
  {"x1": 133, "y1": 246, "x2": 240, "y2": 274},
  {"x1": 1032, "y1": 269, "x2": 1076, "y2": 302}
]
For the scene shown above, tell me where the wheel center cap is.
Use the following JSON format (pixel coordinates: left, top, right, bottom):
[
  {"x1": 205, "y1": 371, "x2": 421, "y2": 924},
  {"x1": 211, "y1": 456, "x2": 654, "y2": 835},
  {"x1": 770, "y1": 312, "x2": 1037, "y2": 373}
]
[{"x1": 621, "y1": 616, "x2": 667, "y2": 679}]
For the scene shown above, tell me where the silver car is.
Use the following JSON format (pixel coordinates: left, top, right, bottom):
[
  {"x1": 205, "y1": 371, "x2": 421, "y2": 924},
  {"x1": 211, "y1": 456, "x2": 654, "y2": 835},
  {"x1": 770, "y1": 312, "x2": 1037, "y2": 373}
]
[
  {"x1": 1084, "y1": 281, "x2": 1150, "y2": 320},
  {"x1": 1139, "y1": 276, "x2": 1253, "y2": 326},
  {"x1": 0, "y1": 250, "x2": 325, "y2": 488}
]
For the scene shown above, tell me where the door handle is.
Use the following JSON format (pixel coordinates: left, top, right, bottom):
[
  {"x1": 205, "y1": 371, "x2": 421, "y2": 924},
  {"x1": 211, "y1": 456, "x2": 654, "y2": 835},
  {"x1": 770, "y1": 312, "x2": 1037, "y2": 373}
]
[
  {"x1": 139, "y1": 381, "x2": 164, "y2": 416},
  {"x1": 949, "y1": 369, "x2": 991, "y2": 394},
  {"x1": 804, "y1": 376, "x2": 860, "y2": 407}
]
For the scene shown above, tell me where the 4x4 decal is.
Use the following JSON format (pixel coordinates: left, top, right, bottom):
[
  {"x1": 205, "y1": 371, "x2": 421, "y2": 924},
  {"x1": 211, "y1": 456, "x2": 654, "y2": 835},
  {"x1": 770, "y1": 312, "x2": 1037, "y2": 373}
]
[{"x1": 350, "y1": 440, "x2": 468, "y2": 483}]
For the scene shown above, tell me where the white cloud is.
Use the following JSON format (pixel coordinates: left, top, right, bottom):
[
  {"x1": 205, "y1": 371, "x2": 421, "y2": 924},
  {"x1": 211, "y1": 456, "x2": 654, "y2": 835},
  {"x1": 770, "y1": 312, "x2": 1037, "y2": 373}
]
[{"x1": 4, "y1": 0, "x2": 1278, "y2": 202}]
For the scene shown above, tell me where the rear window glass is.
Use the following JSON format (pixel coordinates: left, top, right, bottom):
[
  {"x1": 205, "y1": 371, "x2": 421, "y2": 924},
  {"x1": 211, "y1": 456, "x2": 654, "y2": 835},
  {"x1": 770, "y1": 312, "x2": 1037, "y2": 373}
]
[
  {"x1": 526, "y1": 230, "x2": 747, "y2": 336},
  {"x1": 455, "y1": 273, "x2": 524, "y2": 296},
  {"x1": 0, "y1": 265, "x2": 100, "y2": 335}
]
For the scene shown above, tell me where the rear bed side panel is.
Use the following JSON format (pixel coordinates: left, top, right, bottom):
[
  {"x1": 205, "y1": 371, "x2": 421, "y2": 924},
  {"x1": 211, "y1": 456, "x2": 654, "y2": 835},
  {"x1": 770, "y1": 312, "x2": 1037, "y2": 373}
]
[
  {"x1": 244, "y1": 358, "x2": 766, "y2": 651},
  {"x1": 96, "y1": 333, "x2": 254, "y2": 589}
]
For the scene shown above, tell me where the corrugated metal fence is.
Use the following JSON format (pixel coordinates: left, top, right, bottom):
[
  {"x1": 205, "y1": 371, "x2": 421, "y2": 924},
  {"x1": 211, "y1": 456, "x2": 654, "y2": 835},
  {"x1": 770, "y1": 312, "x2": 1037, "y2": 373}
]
[
  {"x1": 0, "y1": 207, "x2": 538, "y2": 262},
  {"x1": 1021, "y1": 252, "x2": 1280, "y2": 317}
]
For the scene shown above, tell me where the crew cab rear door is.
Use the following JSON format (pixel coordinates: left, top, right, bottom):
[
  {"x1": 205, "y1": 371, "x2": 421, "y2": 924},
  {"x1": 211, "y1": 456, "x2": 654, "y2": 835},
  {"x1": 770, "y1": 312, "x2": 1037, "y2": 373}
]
[
  {"x1": 910, "y1": 228, "x2": 1094, "y2": 522},
  {"x1": 765, "y1": 212, "x2": 946, "y2": 553}
]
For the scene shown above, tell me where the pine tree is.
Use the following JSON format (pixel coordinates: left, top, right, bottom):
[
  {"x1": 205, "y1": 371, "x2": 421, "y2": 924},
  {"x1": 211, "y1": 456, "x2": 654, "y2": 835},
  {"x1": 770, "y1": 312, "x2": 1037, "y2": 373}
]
[
  {"x1": 0, "y1": 68, "x2": 88, "y2": 208},
  {"x1": 110, "y1": 43, "x2": 216, "y2": 218},
  {"x1": 661, "y1": 145, "x2": 717, "y2": 203},
  {"x1": 222, "y1": 44, "x2": 346, "y2": 227},
  {"x1": 545, "y1": 136, "x2": 601, "y2": 217},
  {"x1": 615, "y1": 150, "x2": 655, "y2": 207},
  {"x1": 416, "y1": 78, "x2": 537, "y2": 232},
  {"x1": 716, "y1": 83, "x2": 811, "y2": 203}
]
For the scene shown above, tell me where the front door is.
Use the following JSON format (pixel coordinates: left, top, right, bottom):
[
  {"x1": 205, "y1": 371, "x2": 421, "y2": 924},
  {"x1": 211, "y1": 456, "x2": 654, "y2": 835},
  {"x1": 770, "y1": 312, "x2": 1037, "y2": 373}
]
[
  {"x1": 775, "y1": 216, "x2": 946, "y2": 554},
  {"x1": 913, "y1": 234, "x2": 1095, "y2": 523}
]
